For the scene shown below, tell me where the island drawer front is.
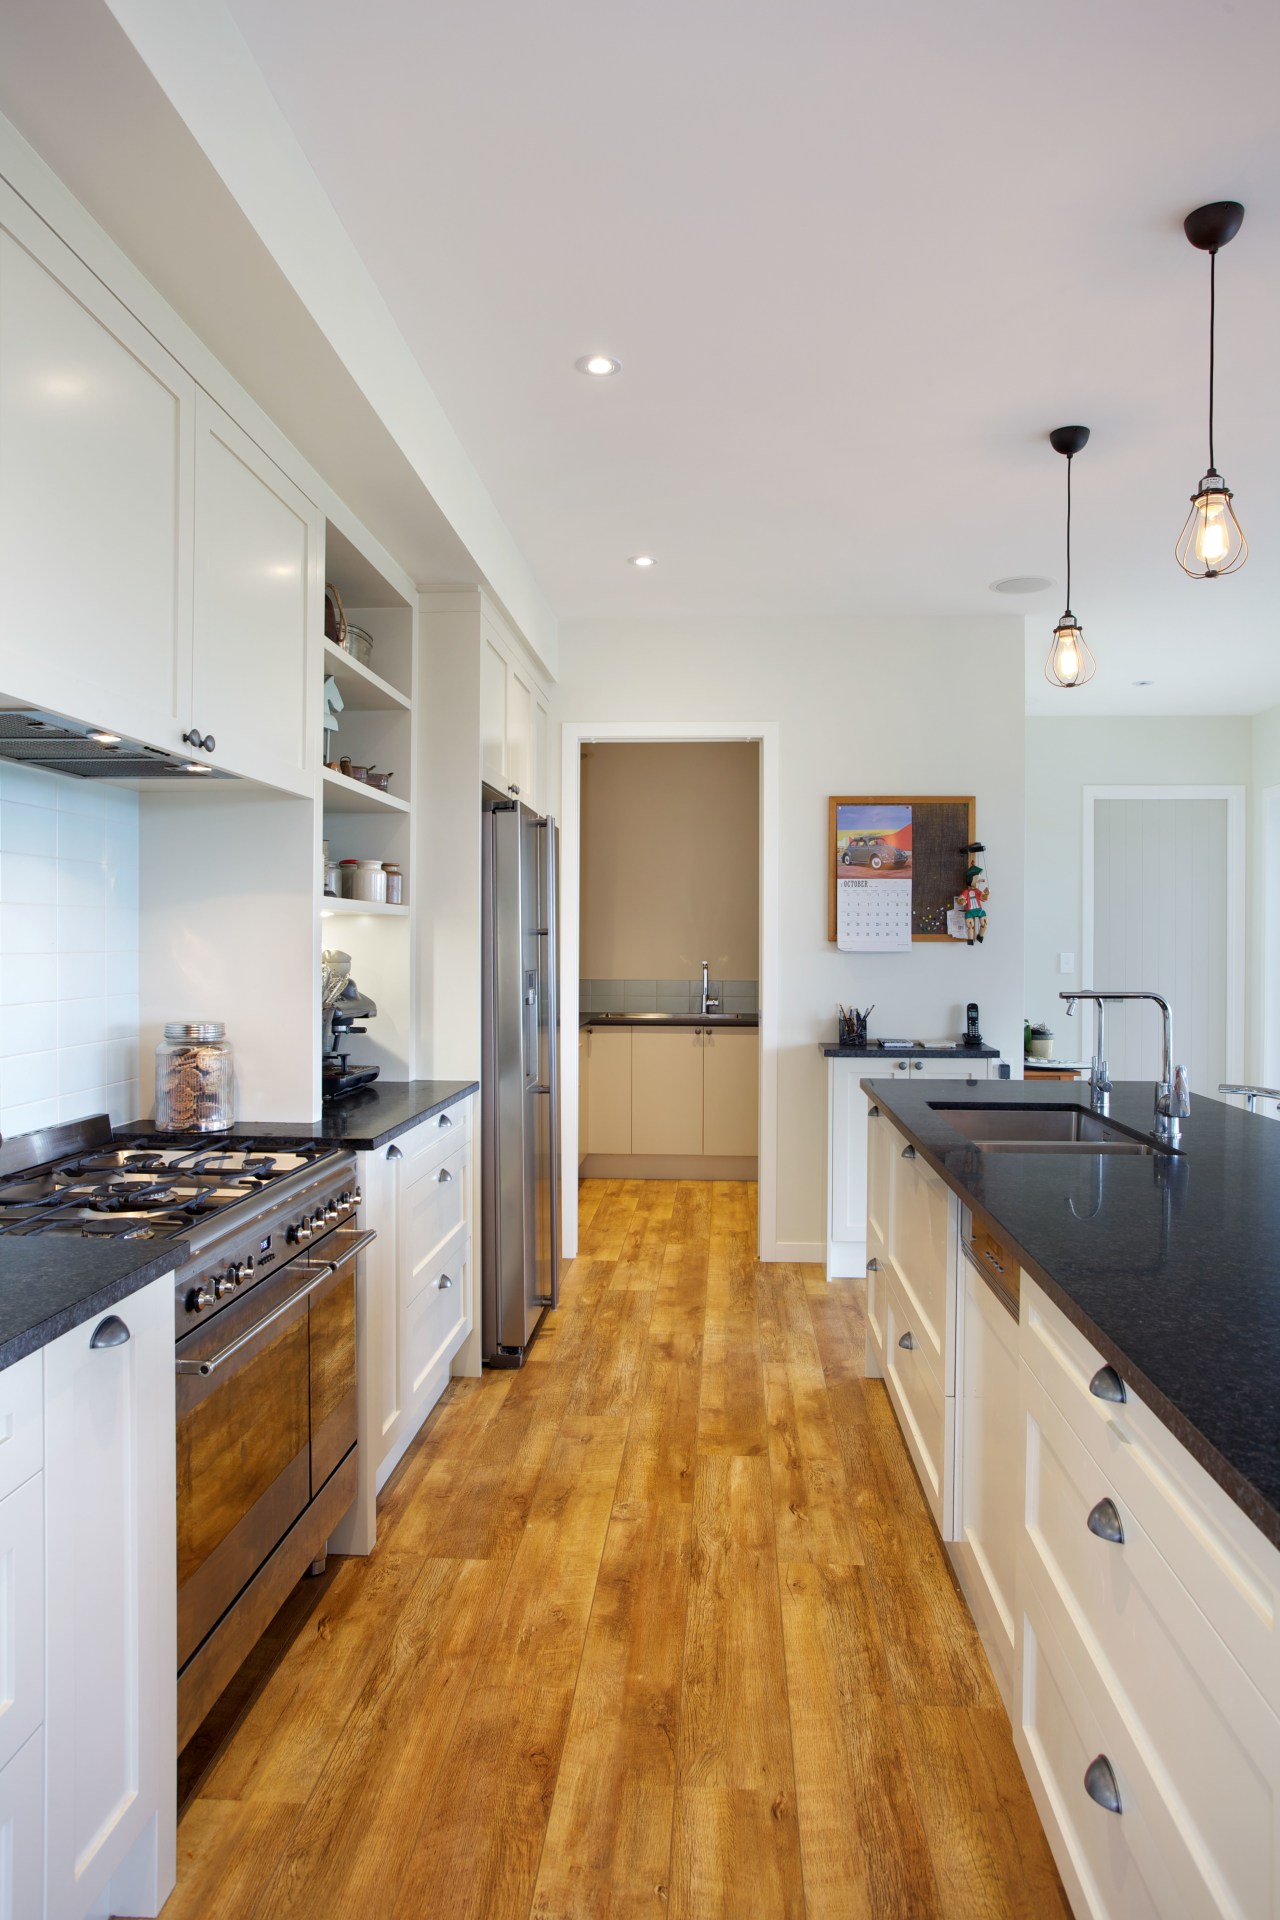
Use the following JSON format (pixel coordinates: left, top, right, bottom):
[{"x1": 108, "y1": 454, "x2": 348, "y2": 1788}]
[
  {"x1": 0, "y1": 1475, "x2": 43, "y2": 1778},
  {"x1": 1018, "y1": 1584, "x2": 1194, "y2": 1920},
  {"x1": 865, "y1": 1225, "x2": 888, "y2": 1365},
  {"x1": 0, "y1": 1351, "x2": 42, "y2": 1505},
  {"x1": 1024, "y1": 1367, "x2": 1280, "y2": 1920},
  {"x1": 1022, "y1": 1276, "x2": 1280, "y2": 1718},
  {"x1": 396, "y1": 1101, "x2": 471, "y2": 1183},
  {"x1": 884, "y1": 1273, "x2": 949, "y2": 1530},
  {"x1": 888, "y1": 1147, "x2": 953, "y2": 1392}
]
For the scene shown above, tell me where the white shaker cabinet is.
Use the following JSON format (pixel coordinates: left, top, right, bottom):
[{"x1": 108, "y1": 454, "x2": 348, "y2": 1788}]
[
  {"x1": 43, "y1": 1276, "x2": 176, "y2": 1920},
  {"x1": 951, "y1": 1249, "x2": 1021, "y2": 1711},
  {"x1": 827, "y1": 1053, "x2": 998, "y2": 1278},
  {"x1": 479, "y1": 610, "x2": 551, "y2": 813},
  {"x1": 191, "y1": 394, "x2": 321, "y2": 796},
  {"x1": 332, "y1": 1101, "x2": 474, "y2": 1554},
  {"x1": 0, "y1": 204, "x2": 194, "y2": 749}
]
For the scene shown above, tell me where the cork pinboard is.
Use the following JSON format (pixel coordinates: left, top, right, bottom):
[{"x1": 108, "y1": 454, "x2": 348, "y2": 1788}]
[{"x1": 827, "y1": 794, "x2": 977, "y2": 943}]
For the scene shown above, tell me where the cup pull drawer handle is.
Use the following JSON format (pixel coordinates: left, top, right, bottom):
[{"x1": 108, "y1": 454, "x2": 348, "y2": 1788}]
[
  {"x1": 386, "y1": 1144, "x2": 403, "y2": 1161},
  {"x1": 90, "y1": 1315, "x2": 130, "y2": 1349},
  {"x1": 901, "y1": 1145, "x2": 916, "y2": 1160},
  {"x1": 1089, "y1": 1364, "x2": 1126, "y2": 1404},
  {"x1": 868, "y1": 1104, "x2": 880, "y2": 1117},
  {"x1": 866, "y1": 1258, "x2": 880, "y2": 1272},
  {"x1": 438, "y1": 1168, "x2": 453, "y2": 1184},
  {"x1": 898, "y1": 1330, "x2": 916, "y2": 1350},
  {"x1": 1087, "y1": 1498, "x2": 1125, "y2": 1545},
  {"x1": 437, "y1": 1274, "x2": 454, "y2": 1290},
  {"x1": 1083, "y1": 1755, "x2": 1122, "y2": 1814},
  {"x1": 438, "y1": 1113, "x2": 454, "y2": 1129}
]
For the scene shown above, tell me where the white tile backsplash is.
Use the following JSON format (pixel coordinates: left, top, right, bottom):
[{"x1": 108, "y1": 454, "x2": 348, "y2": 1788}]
[{"x1": 0, "y1": 766, "x2": 139, "y2": 1140}]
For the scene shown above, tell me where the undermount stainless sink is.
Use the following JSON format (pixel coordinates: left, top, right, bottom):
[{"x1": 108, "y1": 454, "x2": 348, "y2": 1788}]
[
  {"x1": 583, "y1": 1011, "x2": 758, "y2": 1027},
  {"x1": 931, "y1": 1104, "x2": 1161, "y2": 1155}
]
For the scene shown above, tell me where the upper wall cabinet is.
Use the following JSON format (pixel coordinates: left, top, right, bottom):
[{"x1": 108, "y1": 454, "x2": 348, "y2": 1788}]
[
  {"x1": 480, "y1": 611, "x2": 550, "y2": 813},
  {"x1": 0, "y1": 214, "x2": 195, "y2": 750},
  {"x1": 0, "y1": 192, "x2": 320, "y2": 799},
  {"x1": 193, "y1": 395, "x2": 320, "y2": 795}
]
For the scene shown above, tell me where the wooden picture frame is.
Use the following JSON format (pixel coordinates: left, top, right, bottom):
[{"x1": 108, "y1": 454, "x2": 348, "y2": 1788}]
[{"x1": 828, "y1": 794, "x2": 977, "y2": 943}]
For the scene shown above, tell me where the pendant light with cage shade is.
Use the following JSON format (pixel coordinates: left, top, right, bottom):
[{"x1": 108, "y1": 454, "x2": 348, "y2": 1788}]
[
  {"x1": 1176, "y1": 201, "x2": 1247, "y2": 579},
  {"x1": 1045, "y1": 426, "x2": 1096, "y2": 689}
]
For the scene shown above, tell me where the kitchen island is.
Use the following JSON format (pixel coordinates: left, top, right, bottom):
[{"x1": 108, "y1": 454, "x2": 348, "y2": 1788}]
[{"x1": 860, "y1": 1075, "x2": 1280, "y2": 1920}]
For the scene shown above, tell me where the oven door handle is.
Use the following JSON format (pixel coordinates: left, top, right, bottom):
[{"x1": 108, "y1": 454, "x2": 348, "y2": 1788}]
[
  {"x1": 175, "y1": 1227, "x2": 378, "y2": 1378},
  {"x1": 176, "y1": 1261, "x2": 336, "y2": 1377}
]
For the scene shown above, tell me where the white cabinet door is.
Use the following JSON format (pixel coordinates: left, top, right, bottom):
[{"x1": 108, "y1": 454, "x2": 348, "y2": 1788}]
[
  {"x1": 0, "y1": 211, "x2": 194, "y2": 747},
  {"x1": 533, "y1": 694, "x2": 549, "y2": 817},
  {"x1": 192, "y1": 393, "x2": 320, "y2": 794},
  {"x1": 0, "y1": 1474, "x2": 43, "y2": 1778},
  {"x1": 0, "y1": 1729, "x2": 44, "y2": 1920},
  {"x1": 702, "y1": 1030, "x2": 758, "y2": 1156},
  {"x1": 479, "y1": 627, "x2": 508, "y2": 789},
  {"x1": 828, "y1": 1061, "x2": 871, "y2": 1276},
  {"x1": 506, "y1": 666, "x2": 534, "y2": 802},
  {"x1": 632, "y1": 1029, "x2": 703, "y2": 1155},
  {"x1": 44, "y1": 1278, "x2": 176, "y2": 1920},
  {"x1": 952, "y1": 1259, "x2": 1021, "y2": 1710}
]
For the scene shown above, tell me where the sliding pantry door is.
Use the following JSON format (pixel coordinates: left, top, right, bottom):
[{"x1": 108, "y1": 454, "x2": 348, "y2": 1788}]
[{"x1": 1090, "y1": 796, "x2": 1232, "y2": 1100}]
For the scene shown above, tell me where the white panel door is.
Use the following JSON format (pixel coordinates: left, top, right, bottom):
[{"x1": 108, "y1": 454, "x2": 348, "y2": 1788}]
[
  {"x1": 44, "y1": 1278, "x2": 176, "y2": 1920},
  {"x1": 0, "y1": 216, "x2": 194, "y2": 745},
  {"x1": 193, "y1": 393, "x2": 319, "y2": 794},
  {"x1": 1092, "y1": 798, "x2": 1229, "y2": 1097}
]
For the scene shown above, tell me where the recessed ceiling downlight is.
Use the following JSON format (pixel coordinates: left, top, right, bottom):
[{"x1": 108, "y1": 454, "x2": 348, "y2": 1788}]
[
  {"x1": 576, "y1": 354, "x2": 621, "y2": 377},
  {"x1": 628, "y1": 555, "x2": 656, "y2": 568},
  {"x1": 990, "y1": 576, "x2": 1053, "y2": 595}
]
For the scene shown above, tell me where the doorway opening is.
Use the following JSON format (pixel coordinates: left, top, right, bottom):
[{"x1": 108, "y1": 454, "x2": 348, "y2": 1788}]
[{"x1": 558, "y1": 720, "x2": 780, "y2": 1260}]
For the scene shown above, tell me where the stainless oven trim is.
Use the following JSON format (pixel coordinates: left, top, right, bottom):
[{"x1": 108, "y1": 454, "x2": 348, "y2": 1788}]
[{"x1": 176, "y1": 1261, "x2": 337, "y2": 1376}]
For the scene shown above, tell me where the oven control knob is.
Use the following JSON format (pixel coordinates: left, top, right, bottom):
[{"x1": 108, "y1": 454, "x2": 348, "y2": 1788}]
[
  {"x1": 214, "y1": 1270, "x2": 237, "y2": 1300},
  {"x1": 311, "y1": 1210, "x2": 325, "y2": 1231},
  {"x1": 186, "y1": 1285, "x2": 213, "y2": 1314},
  {"x1": 324, "y1": 1203, "x2": 339, "y2": 1223},
  {"x1": 288, "y1": 1219, "x2": 312, "y2": 1243},
  {"x1": 353, "y1": 1185, "x2": 363, "y2": 1207}
]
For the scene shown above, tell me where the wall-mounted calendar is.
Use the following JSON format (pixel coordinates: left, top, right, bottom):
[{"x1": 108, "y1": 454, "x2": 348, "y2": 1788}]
[
  {"x1": 831, "y1": 803, "x2": 913, "y2": 951},
  {"x1": 827, "y1": 794, "x2": 977, "y2": 945}
]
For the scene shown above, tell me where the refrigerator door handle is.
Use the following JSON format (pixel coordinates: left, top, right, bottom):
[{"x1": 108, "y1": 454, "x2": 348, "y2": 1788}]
[{"x1": 535, "y1": 815, "x2": 560, "y2": 1312}]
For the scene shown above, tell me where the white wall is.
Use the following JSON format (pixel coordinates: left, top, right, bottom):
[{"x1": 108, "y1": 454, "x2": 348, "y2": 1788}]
[
  {"x1": 0, "y1": 763, "x2": 139, "y2": 1137},
  {"x1": 1024, "y1": 716, "x2": 1251, "y2": 1045},
  {"x1": 1248, "y1": 702, "x2": 1280, "y2": 1082},
  {"x1": 554, "y1": 615, "x2": 1026, "y2": 1255}
]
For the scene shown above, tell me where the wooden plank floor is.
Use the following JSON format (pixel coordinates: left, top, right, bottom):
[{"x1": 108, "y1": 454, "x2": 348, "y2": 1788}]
[{"x1": 171, "y1": 1180, "x2": 1070, "y2": 1920}]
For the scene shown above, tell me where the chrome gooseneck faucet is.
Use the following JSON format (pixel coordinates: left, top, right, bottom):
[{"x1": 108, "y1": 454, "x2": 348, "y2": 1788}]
[
  {"x1": 1061, "y1": 991, "x2": 1190, "y2": 1146},
  {"x1": 700, "y1": 960, "x2": 719, "y2": 1017}
]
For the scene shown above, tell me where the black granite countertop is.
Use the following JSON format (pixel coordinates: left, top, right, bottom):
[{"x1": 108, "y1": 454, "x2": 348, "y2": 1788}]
[
  {"x1": 0, "y1": 1235, "x2": 190, "y2": 1375},
  {"x1": 824, "y1": 1042, "x2": 1001, "y2": 1059},
  {"x1": 125, "y1": 1079, "x2": 478, "y2": 1154},
  {"x1": 862, "y1": 1077, "x2": 1280, "y2": 1550}
]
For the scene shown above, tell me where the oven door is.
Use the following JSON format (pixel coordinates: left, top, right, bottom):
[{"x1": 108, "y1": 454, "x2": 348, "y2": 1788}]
[
  {"x1": 308, "y1": 1227, "x2": 372, "y2": 1492},
  {"x1": 176, "y1": 1263, "x2": 313, "y2": 1670}
]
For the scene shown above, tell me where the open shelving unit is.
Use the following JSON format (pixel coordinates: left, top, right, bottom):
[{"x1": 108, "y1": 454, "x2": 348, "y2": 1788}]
[{"x1": 321, "y1": 519, "x2": 418, "y2": 1082}]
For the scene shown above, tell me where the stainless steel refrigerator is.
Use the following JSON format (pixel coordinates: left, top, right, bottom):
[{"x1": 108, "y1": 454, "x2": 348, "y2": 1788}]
[{"x1": 481, "y1": 789, "x2": 560, "y2": 1365}]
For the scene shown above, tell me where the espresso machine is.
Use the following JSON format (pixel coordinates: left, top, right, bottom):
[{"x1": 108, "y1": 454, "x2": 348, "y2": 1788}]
[{"x1": 322, "y1": 972, "x2": 380, "y2": 1101}]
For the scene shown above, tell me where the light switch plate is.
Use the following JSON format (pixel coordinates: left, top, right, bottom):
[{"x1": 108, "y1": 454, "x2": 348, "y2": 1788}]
[{"x1": 1058, "y1": 951, "x2": 1075, "y2": 974}]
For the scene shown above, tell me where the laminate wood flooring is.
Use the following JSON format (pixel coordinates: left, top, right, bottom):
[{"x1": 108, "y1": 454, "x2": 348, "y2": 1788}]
[{"x1": 171, "y1": 1180, "x2": 1070, "y2": 1920}]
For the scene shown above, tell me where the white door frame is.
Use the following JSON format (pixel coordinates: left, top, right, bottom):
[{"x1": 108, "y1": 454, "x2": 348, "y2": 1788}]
[
  {"x1": 559, "y1": 719, "x2": 781, "y2": 1261},
  {"x1": 1262, "y1": 786, "x2": 1280, "y2": 1089},
  {"x1": 1081, "y1": 785, "x2": 1246, "y2": 1084}
]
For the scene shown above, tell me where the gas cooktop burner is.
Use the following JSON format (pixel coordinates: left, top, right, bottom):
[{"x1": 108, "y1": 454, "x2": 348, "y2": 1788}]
[{"x1": 0, "y1": 1128, "x2": 341, "y2": 1240}]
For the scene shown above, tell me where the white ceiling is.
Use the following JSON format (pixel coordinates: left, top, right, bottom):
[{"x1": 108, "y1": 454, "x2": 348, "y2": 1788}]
[{"x1": 38, "y1": 1, "x2": 1280, "y2": 714}]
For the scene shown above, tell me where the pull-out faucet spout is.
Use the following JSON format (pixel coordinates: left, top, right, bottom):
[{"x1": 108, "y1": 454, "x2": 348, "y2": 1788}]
[{"x1": 1060, "y1": 990, "x2": 1190, "y2": 1145}]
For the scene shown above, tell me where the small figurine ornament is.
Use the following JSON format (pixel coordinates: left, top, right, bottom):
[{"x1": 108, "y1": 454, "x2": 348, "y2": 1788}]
[{"x1": 956, "y1": 847, "x2": 990, "y2": 945}]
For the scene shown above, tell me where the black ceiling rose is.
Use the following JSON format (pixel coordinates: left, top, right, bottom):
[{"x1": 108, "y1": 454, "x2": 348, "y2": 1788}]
[
  {"x1": 1049, "y1": 425, "x2": 1090, "y2": 459},
  {"x1": 1183, "y1": 201, "x2": 1245, "y2": 253}
]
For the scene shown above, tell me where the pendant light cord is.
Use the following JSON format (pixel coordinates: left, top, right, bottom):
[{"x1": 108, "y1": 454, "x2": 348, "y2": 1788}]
[
  {"x1": 1208, "y1": 248, "x2": 1217, "y2": 471},
  {"x1": 1065, "y1": 454, "x2": 1073, "y2": 609}
]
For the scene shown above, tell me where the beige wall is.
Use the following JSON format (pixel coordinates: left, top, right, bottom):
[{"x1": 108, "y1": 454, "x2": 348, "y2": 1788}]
[
  {"x1": 580, "y1": 742, "x2": 760, "y2": 980},
  {"x1": 551, "y1": 614, "x2": 1027, "y2": 1255}
]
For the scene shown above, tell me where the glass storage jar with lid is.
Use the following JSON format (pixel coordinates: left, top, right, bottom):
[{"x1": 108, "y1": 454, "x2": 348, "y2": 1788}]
[{"x1": 155, "y1": 1021, "x2": 234, "y2": 1131}]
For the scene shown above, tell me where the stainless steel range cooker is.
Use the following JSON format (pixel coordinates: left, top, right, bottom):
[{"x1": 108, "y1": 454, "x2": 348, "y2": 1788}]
[{"x1": 0, "y1": 1115, "x2": 375, "y2": 1748}]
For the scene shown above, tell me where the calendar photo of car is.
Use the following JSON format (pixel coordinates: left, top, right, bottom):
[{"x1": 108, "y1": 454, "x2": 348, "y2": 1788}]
[{"x1": 835, "y1": 804, "x2": 913, "y2": 874}]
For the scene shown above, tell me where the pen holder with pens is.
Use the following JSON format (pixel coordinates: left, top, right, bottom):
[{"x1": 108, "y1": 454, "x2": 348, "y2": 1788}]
[{"x1": 838, "y1": 1004, "x2": 873, "y2": 1048}]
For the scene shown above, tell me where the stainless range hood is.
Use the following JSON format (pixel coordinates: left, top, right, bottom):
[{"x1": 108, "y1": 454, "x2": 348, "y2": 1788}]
[{"x1": 0, "y1": 708, "x2": 234, "y2": 780}]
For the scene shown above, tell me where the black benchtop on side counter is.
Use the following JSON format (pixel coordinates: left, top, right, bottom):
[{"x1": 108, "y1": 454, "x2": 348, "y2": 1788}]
[
  {"x1": 125, "y1": 1079, "x2": 478, "y2": 1154},
  {"x1": 824, "y1": 1043, "x2": 1001, "y2": 1059},
  {"x1": 862, "y1": 1077, "x2": 1280, "y2": 1551},
  {"x1": 0, "y1": 1235, "x2": 190, "y2": 1375}
]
